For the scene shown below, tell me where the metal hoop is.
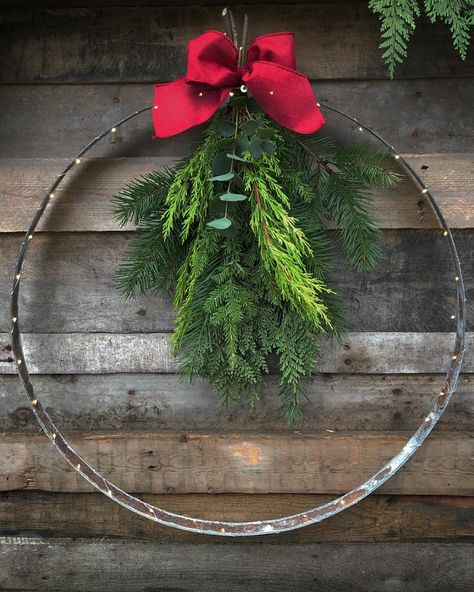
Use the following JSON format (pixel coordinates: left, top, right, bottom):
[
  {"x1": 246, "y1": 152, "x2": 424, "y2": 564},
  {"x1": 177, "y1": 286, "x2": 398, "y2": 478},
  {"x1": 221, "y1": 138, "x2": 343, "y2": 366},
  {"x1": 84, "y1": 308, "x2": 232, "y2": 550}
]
[{"x1": 10, "y1": 103, "x2": 467, "y2": 536}]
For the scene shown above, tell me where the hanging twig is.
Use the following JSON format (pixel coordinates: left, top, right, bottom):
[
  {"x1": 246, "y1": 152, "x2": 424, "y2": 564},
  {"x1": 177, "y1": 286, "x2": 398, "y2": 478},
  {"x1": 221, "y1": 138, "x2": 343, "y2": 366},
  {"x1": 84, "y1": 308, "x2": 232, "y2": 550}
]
[
  {"x1": 241, "y1": 14, "x2": 249, "y2": 63},
  {"x1": 221, "y1": 7, "x2": 233, "y2": 39}
]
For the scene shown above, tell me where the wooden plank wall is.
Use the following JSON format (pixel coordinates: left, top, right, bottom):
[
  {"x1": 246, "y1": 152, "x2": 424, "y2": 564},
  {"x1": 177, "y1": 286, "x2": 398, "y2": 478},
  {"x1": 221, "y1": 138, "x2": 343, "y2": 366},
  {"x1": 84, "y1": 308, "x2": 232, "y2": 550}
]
[{"x1": 0, "y1": 1, "x2": 473, "y2": 590}]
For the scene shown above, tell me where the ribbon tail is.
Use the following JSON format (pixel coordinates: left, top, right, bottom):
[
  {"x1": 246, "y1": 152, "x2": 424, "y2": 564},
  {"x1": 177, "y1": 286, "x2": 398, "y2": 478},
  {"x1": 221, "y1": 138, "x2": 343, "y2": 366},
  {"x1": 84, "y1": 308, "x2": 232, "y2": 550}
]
[
  {"x1": 153, "y1": 78, "x2": 228, "y2": 138},
  {"x1": 244, "y1": 62, "x2": 325, "y2": 134}
]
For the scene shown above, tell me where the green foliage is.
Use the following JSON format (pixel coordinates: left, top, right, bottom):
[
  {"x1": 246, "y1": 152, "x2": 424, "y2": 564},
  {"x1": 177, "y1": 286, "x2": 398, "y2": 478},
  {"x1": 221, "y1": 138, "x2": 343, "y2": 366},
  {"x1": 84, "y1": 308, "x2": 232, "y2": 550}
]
[
  {"x1": 369, "y1": 0, "x2": 473, "y2": 77},
  {"x1": 112, "y1": 100, "x2": 401, "y2": 422}
]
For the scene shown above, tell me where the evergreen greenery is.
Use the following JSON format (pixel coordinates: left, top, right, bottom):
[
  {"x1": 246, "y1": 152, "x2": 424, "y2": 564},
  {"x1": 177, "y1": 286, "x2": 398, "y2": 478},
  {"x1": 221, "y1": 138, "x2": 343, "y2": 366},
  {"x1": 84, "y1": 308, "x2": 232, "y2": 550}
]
[
  {"x1": 112, "y1": 96, "x2": 401, "y2": 422},
  {"x1": 369, "y1": 0, "x2": 474, "y2": 77}
]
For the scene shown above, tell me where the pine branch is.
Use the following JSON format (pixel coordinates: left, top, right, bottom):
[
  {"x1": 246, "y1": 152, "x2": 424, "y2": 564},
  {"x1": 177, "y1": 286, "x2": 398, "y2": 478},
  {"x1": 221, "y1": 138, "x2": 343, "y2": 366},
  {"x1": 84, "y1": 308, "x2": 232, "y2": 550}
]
[{"x1": 111, "y1": 169, "x2": 174, "y2": 227}]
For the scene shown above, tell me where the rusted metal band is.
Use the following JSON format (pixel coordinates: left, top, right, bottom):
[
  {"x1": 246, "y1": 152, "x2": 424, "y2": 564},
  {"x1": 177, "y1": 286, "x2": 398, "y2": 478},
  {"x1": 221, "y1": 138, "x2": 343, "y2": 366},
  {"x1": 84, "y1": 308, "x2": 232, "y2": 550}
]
[{"x1": 10, "y1": 103, "x2": 467, "y2": 536}]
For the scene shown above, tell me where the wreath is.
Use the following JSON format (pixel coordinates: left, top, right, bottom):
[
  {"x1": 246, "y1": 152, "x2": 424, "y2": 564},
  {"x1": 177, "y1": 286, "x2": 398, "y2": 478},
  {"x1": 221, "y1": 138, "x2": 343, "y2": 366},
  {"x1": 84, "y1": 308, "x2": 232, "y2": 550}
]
[{"x1": 112, "y1": 12, "x2": 401, "y2": 421}]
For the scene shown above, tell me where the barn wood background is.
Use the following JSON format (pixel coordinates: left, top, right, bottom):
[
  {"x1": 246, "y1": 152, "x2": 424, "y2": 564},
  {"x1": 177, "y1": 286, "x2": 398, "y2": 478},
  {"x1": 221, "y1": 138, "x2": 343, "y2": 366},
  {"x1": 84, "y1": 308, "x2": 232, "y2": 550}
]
[{"x1": 0, "y1": 1, "x2": 473, "y2": 590}]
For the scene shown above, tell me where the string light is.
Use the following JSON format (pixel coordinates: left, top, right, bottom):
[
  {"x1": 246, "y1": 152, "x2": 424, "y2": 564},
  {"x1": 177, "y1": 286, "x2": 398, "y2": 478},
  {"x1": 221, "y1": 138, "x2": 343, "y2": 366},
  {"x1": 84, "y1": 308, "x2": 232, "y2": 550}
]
[
  {"x1": 8, "y1": 102, "x2": 465, "y2": 538},
  {"x1": 111, "y1": 127, "x2": 117, "y2": 133},
  {"x1": 451, "y1": 315, "x2": 456, "y2": 319},
  {"x1": 316, "y1": 102, "x2": 321, "y2": 107},
  {"x1": 269, "y1": 90, "x2": 274, "y2": 95},
  {"x1": 198, "y1": 92, "x2": 204, "y2": 97},
  {"x1": 240, "y1": 84, "x2": 247, "y2": 93},
  {"x1": 443, "y1": 230, "x2": 448, "y2": 236},
  {"x1": 16, "y1": 359, "x2": 22, "y2": 365},
  {"x1": 28, "y1": 235, "x2": 33, "y2": 240},
  {"x1": 421, "y1": 188, "x2": 428, "y2": 194},
  {"x1": 394, "y1": 154, "x2": 400, "y2": 160}
]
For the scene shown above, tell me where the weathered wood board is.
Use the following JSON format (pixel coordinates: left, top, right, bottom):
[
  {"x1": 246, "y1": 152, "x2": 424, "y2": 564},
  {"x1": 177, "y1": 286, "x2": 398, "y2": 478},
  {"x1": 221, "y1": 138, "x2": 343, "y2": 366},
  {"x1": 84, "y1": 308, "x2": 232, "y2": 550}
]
[
  {"x1": 1, "y1": 538, "x2": 473, "y2": 591},
  {"x1": 0, "y1": 231, "x2": 469, "y2": 333},
  {"x1": 1, "y1": 4, "x2": 473, "y2": 82},
  {"x1": 1, "y1": 332, "x2": 470, "y2": 375},
  {"x1": 1, "y1": 80, "x2": 473, "y2": 158},
  {"x1": 2, "y1": 373, "x2": 472, "y2": 433},
  {"x1": 1, "y1": 491, "x2": 473, "y2": 543},
  {"x1": 1, "y1": 431, "x2": 473, "y2": 495},
  {"x1": 1, "y1": 154, "x2": 473, "y2": 232}
]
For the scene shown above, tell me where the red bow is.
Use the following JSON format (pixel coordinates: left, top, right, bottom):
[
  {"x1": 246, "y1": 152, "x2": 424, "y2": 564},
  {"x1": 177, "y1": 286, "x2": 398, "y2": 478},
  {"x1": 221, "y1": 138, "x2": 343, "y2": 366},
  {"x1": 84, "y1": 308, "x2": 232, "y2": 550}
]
[{"x1": 153, "y1": 30, "x2": 325, "y2": 138}]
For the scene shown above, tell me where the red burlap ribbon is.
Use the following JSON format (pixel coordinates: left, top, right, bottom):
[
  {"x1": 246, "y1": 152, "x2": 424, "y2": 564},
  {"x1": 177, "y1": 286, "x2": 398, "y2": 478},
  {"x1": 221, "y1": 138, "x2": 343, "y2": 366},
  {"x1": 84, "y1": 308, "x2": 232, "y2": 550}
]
[{"x1": 153, "y1": 30, "x2": 325, "y2": 137}]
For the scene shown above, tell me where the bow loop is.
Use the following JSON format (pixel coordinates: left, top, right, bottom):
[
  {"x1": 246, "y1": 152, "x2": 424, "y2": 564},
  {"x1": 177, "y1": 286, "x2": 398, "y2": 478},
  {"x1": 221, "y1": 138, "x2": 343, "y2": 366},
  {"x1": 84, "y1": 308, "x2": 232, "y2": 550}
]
[{"x1": 153, "y1": 29, "x2": 324, "y2": 138}]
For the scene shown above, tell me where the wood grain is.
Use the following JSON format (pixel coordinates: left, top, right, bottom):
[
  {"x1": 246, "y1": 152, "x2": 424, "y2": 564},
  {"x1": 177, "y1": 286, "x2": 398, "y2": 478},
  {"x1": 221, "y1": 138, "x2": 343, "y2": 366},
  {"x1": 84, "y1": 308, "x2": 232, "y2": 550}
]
[
  {"x1": 1, "y1": 332, "x2": 471, "y2": 375},
  {"x1": 1, "y1": 80, "x2": 473, "y2": 159},
  {"x1": 1, "y1": 538, "x2": 474, "y2": 591},
  {"x1": 0, "y1": 230, "x2": 469, "y2": 333},
  {"x1": 2, "y1": 373, "x2": 472, "y2": 433},
  {"x1": 1, "y1": 491, "x2": 473, "y2": 543},
  {"x1": 1, "y1": 4, "x2": 473, "y2": 83},
  {"x1": 0, "y1": 431, "x2": 472, "y2": 495},
  {"x1": 2, "y1": 154, "x2": 473, "y2": 232}
]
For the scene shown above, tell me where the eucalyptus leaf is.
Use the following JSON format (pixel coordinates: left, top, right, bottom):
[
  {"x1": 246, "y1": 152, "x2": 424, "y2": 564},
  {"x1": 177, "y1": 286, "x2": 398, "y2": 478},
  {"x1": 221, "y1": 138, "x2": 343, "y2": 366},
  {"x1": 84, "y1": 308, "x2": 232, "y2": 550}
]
[
  {"x1": 215, "y1": 137, "x2": 234, "y2": 151},
  {"x1": 210, "y1": 172, "x2": 235, "y2": 182},
  {"x1": 235, "y1": 135, "x2": 249, "y2": 157},
  {"x1": 207, "y1": 217, "x2": 232, "y2": 229},
  {"x1": 220, "y1": 223, "x2": 239, "y2": 238},
  {"x1": 213, "y1": 153, "x2": 232, "y2": 175},
  {"x1": 261, "y1": 140, "x2": 276, "y2": 154},
  {"x1": 231, "y1": 173, "x2": 245, "y2": 191},
  {"x1": 242, "y1": 120, "x2": 259, "y2": 135},
  {"x1": 249, "y1": 139, "x2": 263, "y2": 159},
  {"x1": 219, "y1": 192, "x2": 247, "y2": 202},
  {"x1": 258, "y1": 129, "x2": 275, "y2": 140},
  {"x1": 218, "y1": 120, "x2": 235, "y2": 138},
  {"x1": 227, "y1": 153, "x2": 250, "y2": 163}
]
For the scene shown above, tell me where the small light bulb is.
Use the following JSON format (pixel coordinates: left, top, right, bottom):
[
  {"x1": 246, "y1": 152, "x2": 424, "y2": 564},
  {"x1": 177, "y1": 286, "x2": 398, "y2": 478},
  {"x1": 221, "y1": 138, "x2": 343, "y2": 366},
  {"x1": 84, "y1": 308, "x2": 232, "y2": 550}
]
[
  {"x1": 340, "y1": 499, "x2": 346, "y2": 506},
  {"x1": 198, "y1": 92, "x2": 203, "y2": 97},
  {"x1": 316, "y1": 102, "x2": 321, "y2": 107},
  {"x1": 32, "y1": 399, "x2": 37, "y2": 406},
  {"x1": 394, "y1": 154, "x2": 400, "y2": 159},
  {"x1": 49, "y1": 192, "x2": 55, "y2": 198},
  {"x1": 452, "y1": 355, "x2": 458, "y2": 361},
  {"x1": 28, "y1": 235, "x2": 33, "y2": 240},
  {"x1": 52, "y1": 433, "x2": 56, "y2": 439},
  {"x1": 451, "y1": 315, "x2": 455, "y2": 319},
  {"x1": 17, "y1": 359, "x2": 22, "y2": 365},
  {"x1": 421, "y1": 188, "x2": 428, "y2": 194},
  {"x1": 15, "y1": 273, "x2": 20, "y2": 280},
  {"x1": 240, "y1": 84, "x2": 248, "y2": 93},
  {"x1": 455, "y1": 276, "x2": 460, "y2": 282},
  {"x1": 269, "y1": 90, "x2": 274, "y2": 95},
  {"x1": 76, "y1": 463, "x2": 81, "y2": 470},
  {"x1": 153, "y1": 105, "x2": 158, "y2": 110},
  {"x1": 12, "y1": 317, "x2": 17, "y2": 323},
  {"x1": 443, "y1": 230, "x2": 448, "y2": 236},
  {"x1": 111, "y1": 127, "x2": 117, "y2": 133},
  {"x1": 75, "y1": 158, "x2": 81, "y2": 165},
  {"x1": 229, "y1": 91, "x2": 234, "y2": 97},
  {"x1": 425, "y1": 416, "x2": 431, "y2": 423},
  {"x1": 358, "y1": 126, "x2": 363, "y2": 132}
]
